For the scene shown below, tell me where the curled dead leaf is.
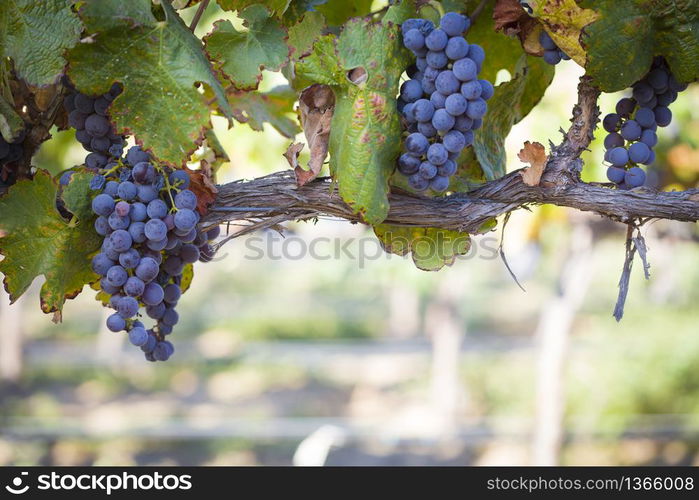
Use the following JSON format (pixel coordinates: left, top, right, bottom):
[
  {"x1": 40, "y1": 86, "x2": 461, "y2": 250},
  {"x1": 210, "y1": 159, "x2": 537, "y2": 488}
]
[
  {"x1": 288, "y1": 84, "x2": 335, "y2": 187},
  {"x1": 518, "y1": 141, "x2": 548, "y2": 186},
  {"x1": 493, "y1": 0, "x2": 544, "y2": 56},
  {"x1": 188, "y1": 166, "x2": 218, "y2": 214},
  {"x1": 284, "y1": 141, "x2": 305, "y2": 170}
]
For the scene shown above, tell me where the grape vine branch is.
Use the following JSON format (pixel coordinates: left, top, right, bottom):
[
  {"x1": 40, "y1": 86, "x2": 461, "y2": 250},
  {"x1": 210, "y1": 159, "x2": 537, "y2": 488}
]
[{"x1": 203, "y1": 78, "x2": 699, "y2": 235}]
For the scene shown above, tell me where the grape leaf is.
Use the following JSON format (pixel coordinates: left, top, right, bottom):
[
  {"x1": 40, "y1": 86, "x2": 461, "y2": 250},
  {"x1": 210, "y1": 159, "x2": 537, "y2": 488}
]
[
  {"x1": 0, "y1": 169, "x2": 101, "y2": 315},
  {"x1": 204, "y1": 4, "x2": 290, "y2": 90},
  {"x1": 0, "y1": 0, "x2": 82, "y2": 86},
  {"x1": 579, "y1": 0, "x2": 699, "y2": 91},
  {"x1": 67, "y1": 0, "x2": 233, "y2": 167},
  {"x1": 374, "y1": 225, "x2": 471, "y2": 271},
  {"x1": 287, "y1": 11, "x2": 326, "y2": 59},
  {"x1": 78, "y1": 0, "x2": 153, "y2": 30},
  {"x1": 533, "y1": 0, "x2": 599, "y2": 68},
  {"x1": 297, "y1": 19, "x2": 410, "y2": 225},
  {"x1": 382, "y1": 0, "x2": 418, "y2": 26},
  {"x1": 216, "y1": 0, "x2": 291, "y2": 15},
  {"x1": 316, "y1": 0, "x2": 373, "y2": 26},
  {"x1": 228, "y1": 85, "x2": 300, "y2": 138}
]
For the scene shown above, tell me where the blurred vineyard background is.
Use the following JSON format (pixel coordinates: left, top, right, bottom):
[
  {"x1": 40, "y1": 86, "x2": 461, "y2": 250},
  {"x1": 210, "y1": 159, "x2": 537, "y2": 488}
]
[{"x1": 2, "y1": 2, "x2": 699, "y2": 466}]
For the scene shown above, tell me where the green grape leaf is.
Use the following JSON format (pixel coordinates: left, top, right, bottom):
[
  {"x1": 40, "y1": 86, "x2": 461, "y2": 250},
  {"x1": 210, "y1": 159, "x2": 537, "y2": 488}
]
[
  {"x1": 533, "y1": 0, "x2": 599, "y2": 67},
  {"x1": 0, "y1": 169, "x2": 101, "y2": 316},
  {"x1": 579, "y1": 0, "x2": 699, "y2": 91},
  {"x1": 0, "y1": 95, "x2": 25, "y2": 143},
  {"x1": 216, "y1": 0, "x2": 291, "y2": 15},
  {"x1": 297, "y1": 19, "x2": 410, "y2": 225},
  {"x1": 287, "y1": 11, "x2": 326, "y2": 59},
  {"x1": 316, "y1": 0, "x2": 373, "y2": 25},
  {"x1": 78, "y1": 0, "x2": 154, "y2": 30},
  {"x1": 382, "y1": 0, "x2": 418, "y2": 26},
  {"x1": 228, "y1": 85, "x2": 300, "y2": 138},
  {"x1": 0, "y1": 0, "x2": 82, "y2": 86},
  {"x1": 374, "y1": 225, "x2": 471, "y2": 272},
  {"x1": 204, "y1": 4, "x2": 290, "y2": 90},
  {"x1": 67, "y1": 0, "x2": 233, "y2": 167}
]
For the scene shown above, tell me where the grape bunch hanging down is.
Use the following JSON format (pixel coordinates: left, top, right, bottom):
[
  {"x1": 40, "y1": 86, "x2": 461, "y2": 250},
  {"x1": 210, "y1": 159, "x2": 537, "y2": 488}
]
[
  {"x1": 602, "y1": 58, "x2": 688, "y2": 189},
  {"x1": 89, "y1": 148, "x2": 219, "y2": 362},
  {"x1": 538, "y1": 30, "x2": 570, "y2": 65},
  {"x1": 396, "y1": 12, "x2": 494, "y2": 192}
]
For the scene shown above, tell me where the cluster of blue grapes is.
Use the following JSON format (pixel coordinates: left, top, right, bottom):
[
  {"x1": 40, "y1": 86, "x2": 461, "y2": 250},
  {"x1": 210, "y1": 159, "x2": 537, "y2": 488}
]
[
  {"x1": 538, "y1": 30, "x2": 570, "y2": 65},
  {"x1": 397, "y1": 12, "x2": 494, "y2": 192},
  {"x1": 89, "y1": 147, "x2": 219, "y2": 362},
  {"x1": 602, "y1": 59, "x2": 688, "y2": 188},
  {"x1": 64, "y1": 84, "x2": 125, "y2": 166}
]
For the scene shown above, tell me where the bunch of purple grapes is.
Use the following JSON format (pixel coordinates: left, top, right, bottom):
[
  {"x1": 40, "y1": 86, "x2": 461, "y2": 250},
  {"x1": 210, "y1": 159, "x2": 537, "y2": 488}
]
[
  {"x1": 538, "y1": 30, "x2": 570, "y2": 65},
  {"x1": 63, "y1": 85, "x2": 126, "y2": 167},
  {"x1": 89, "y1": 147, "x2": 219, "y2": 362},
  {"x1": 602, "y1": 58, "x2": 687, "y2": 188},
  {"x1": 397, "y1": 12, "x2": 494, "y2": 192}
]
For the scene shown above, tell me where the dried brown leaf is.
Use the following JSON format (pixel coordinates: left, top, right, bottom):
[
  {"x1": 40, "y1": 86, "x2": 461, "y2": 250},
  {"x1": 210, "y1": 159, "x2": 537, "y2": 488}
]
[
  {"x1": 283, "y1": 141, "x2": 304, "y2": 169},
  {"x1": 292, "y1": 83, "x2": 335, "y2": 187},
  {"x1": 189, "y1": 167, "x2": 218, "y2": 214},
  {"x1": 518, "y1": 141, "x2": 548, "y2": 186}
]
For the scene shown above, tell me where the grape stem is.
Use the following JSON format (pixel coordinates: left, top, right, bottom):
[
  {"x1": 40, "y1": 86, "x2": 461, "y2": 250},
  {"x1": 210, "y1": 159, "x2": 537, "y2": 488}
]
[
  {"x1": 188, "y1": 0, "x2": 210, "y2": 32},
  {"x1": 470, "y1": 0, "x2": 492, "y2": 22}
]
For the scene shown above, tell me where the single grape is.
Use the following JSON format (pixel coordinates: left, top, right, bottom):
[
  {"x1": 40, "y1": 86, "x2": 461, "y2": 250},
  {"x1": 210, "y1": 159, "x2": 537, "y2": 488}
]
[
  {"x1": 91, "y1": 253, "x2": 115, "y2": 276},
  {"x1": 94, "y1": 216, "x2": 111, "y2": 236},
  {"x1": 174, "y1": 209, "x2": 197, "y2": 231},
  {"x1": 426, "y1": 50, "x2": 448, "y2": 69},
  {"x1": 400, "y1": 79, "x2": 423, "y2": 103},
  {"x1": 606, "y1": 166, "x2": 626, "y2": 184},
  {"x1": 116, "y1": 296, "x2": 139, "y2": 319},
  {"x1": 146, "y1": 199, "x2": 169, "y2": 219},
  {"x1": 408, "y1": 173, "x2": 429, "y2": 191},
  {"x1": 604, "y1": 132, "x2": 624, "y2": 150},
  {"x1": 454, "y1": 115, "x2": 473, "y2": 132},
  {"x1": 628, "y1": 142, "x2": 651, "y2": 164},
  {"x1": 657, "y1": 90, "x2": 677, "y2": 106},
  {"x1": 543, "y1": 50, "x2": 561, "y2": 65},
  {"x1": 124, "y1": 276, "x2": 145, "y2": 297},
  {"x1": 443, "y1": 130, "x2": 466, "y2": 153},
  {"x1": 169, "y1": 170, "x2": 191, "y2": 189},
  {"x1": 435, "y1": 70, "x2": 461, "y2": 95},
  {"x1": 430, "y1": 175, "x2": 450, "y2": 192},
  {"x1": 106, "y1": 313, "x2": 126, "y2": 333},
  {"x1": 620, "y1": 120, "x2": 642, "y2": 141},
  {"x1": 416, "y1": 121, "x2": 437, "y2": 138},
  {"x1": 144, "y1": 219, "x2": 168, "y2": 241},
  {"x1": 129, "y1": 202, "x2": 147, "y2": 222},
  {"x1": 163, "y1": 284, "x2": 182, "y2": 304},
  {"x1": 142, "y1": 282, "x2": 165, "y2": 306},
  {"x1": 104, "y1": 181, "x2": 119, "y2": 197},
  {"x1": 163, "y1": 256, "x2": 184, "y2": 275},
  {"x1": 108, "y1": 212, "x2": 130, "y2": 231},
  {"x1": 412, "y1": 99, "x2": 435, "y2": 122},
  {"x1": 106, "y1": 265, "x2": 128, "y2": 287},
  {"x1": 452, "y1": 58, "x2": 477, "y2": 82},
  {"x1": 146, "y1": 237, "x2": 168, "y2": 251},
  {"x1": 119, "y1": 248, "x2": 141, "y2": 269},
  {"x1": 153, "y1": 341, "x2": 174, "y2": 361},
  {"x1": 128, "y1": 327, "x2": 149, "y2": 347},
  {"x1": 137, "y1": 185, "x2": 158, "y2": 203},
  {"x1": 634, "y1": 107, "x2": 656, "y2": 128},
  {"x1": 440, "y1": 12, "x2": 468, "y2": 36},
  {"x1": 126, "y1": 146, "x2": 150, "y2": 166},
  {"x1": 444, "y1": 93, "x2": 468, "y2": 116},
  {"x1": 174, "y1": 190, "x2": 197, "y2": 210},
  {"x1": 135, "y1": 257, "x2": 159, "y2": 282},
  {"x1": 101, "y1": 278, "x2": 120, "y2": 295},
  {"x1": 602, "y1": 113, "x2": 621, "y2": 133},
  {"x1": 460, "y1": 80, "x2": 482, "y2": 100},
  {"x1": 146, "y1": 302, "x2": 166, "y2": 320},
  {"x1": 117, "y1": 181, "x2": 138, "y2": 201},
  {"x1": 438, "y1": 160, "x2": 457, "y2": 177},
  {"x1": 432, "y1": 108, "x2": 455, "y2": 131},
  {"x1": 647, "y1": 68, "x2": 669, "y2": 90},
  {"x1": 92, "y1": 194, "x2": 115, "y2": 216},
  {"x1": 608, "y1": 146, "x2": 629, "y2": 167},
  {"x1": 398, "y1": 153, "x2": 421, "y2": 175},
  {"x1": 640, "y1": 129, "x2": 657, "y2": 147},
  {"x1": 132, "y1": 162, "x2": 156, "y2": 184},
  {"x1": 427, "y1": 143, "x2": 448, "y2": 166},
  {"x1": 114, "y1": 200, "x2": 130, "y2": 217},
  {"x1": 615, "y1": 97, "x2": 636, "y2": 117},
  {"x1": 467, "y1": 44, "x2": 485, "y2": 69},
  {"x1": 654, "y1": 106, "x2": 672, "y2": 127},
  {"x1": 110, "y1": 229, "x2": 133, "y2": 253},
  {"x1": 539, "y1": 31, "x2": 557, "y2": 51},
  {"x1": 430, "y1": 91, "x2": 447, "y2": 109},
  {"x1": 128, "y1": 221, "x2": 147, "y2": 244},
  {"x1": 403, "y1": 29, "x2": 425, "y2": 51},
  {"x1": 466, "y1": 98, "x2": 487, "y2": 120},
  {"x1": 161, "y1": 308, "x2": 179, "y2": 327},
  {"x1": 445, "y1": 36, "x2": 469, "y2": 60},
  {"x1": 479, "y1": 80, "x2": 494, "y2": 100},
  {"x1": 425, "y1": 29, "x2": 448, "y2": 51},
  {"x1": 625, "y1": 166, "x2": 646, "y2": 187},
  {"x1": 179, "y1": 244, "x2": 200, "y2": 264}
]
